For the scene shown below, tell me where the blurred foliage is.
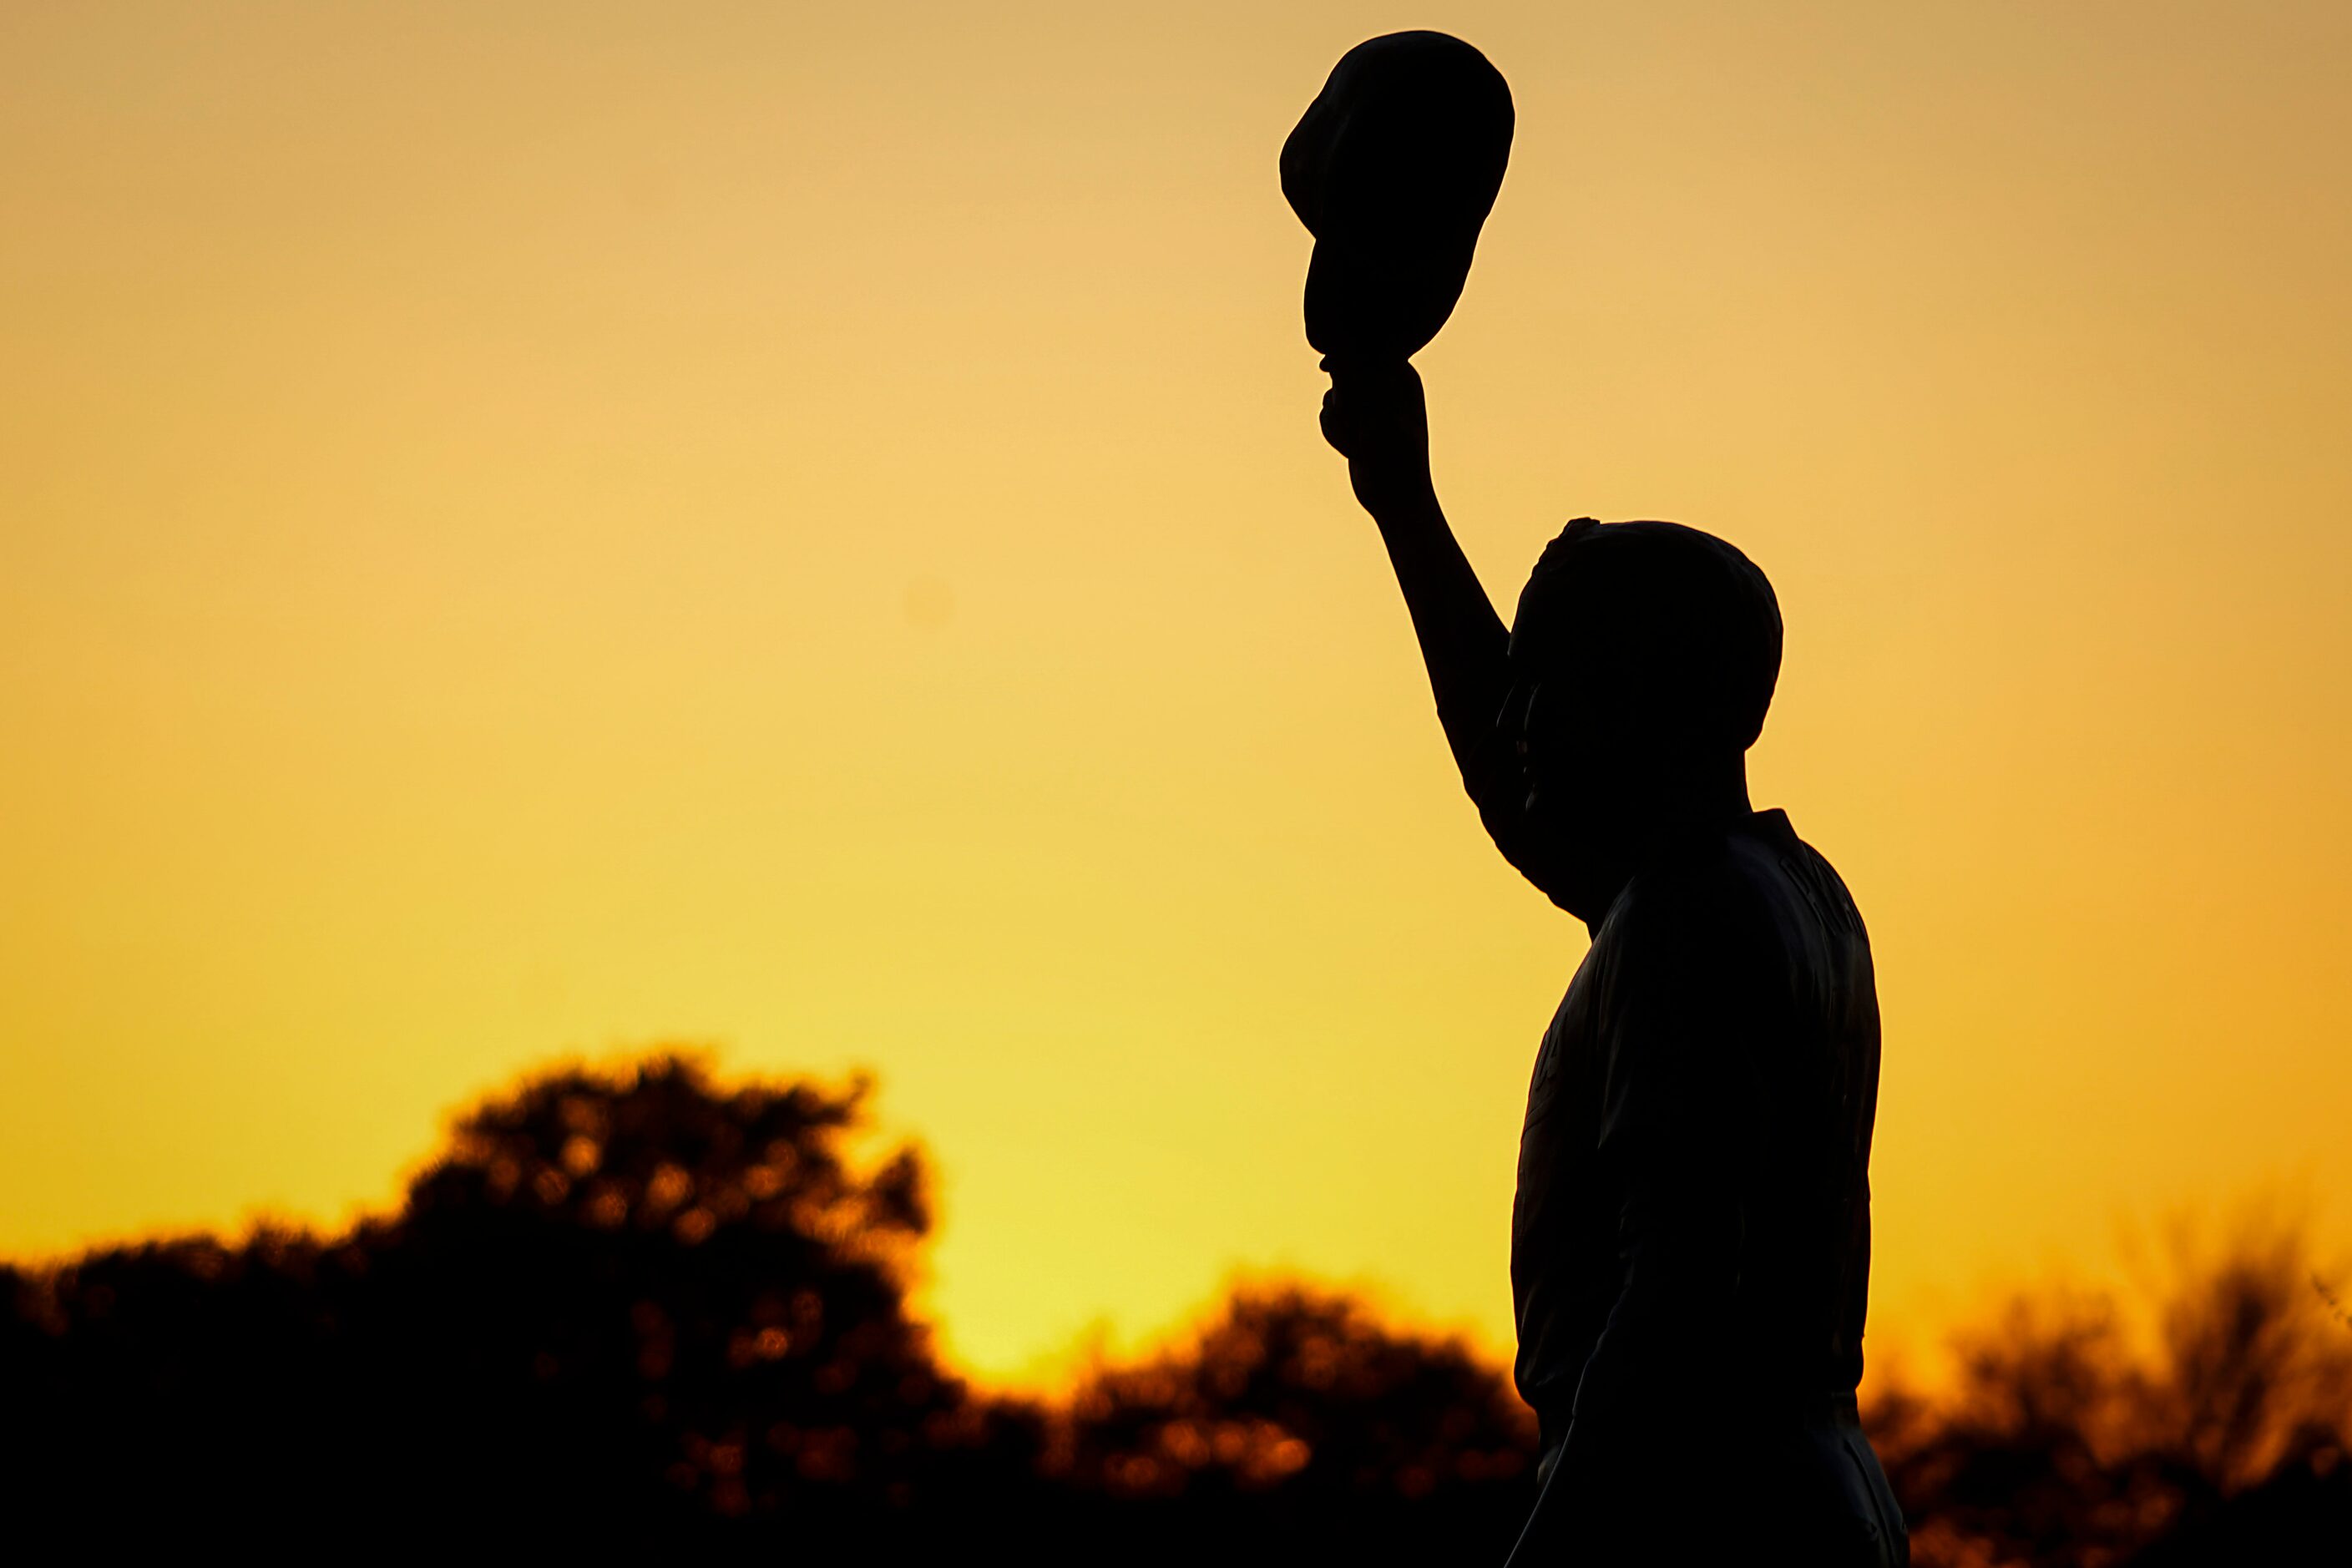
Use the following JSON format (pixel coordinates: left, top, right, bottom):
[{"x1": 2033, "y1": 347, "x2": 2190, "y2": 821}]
[
  {"x1": 1037, "y1": 1282, "x2": 1539, "y2": 1562},
  {"x1": 3, "y1": 1051, "x2": 2344, "y2": 1562},
  {"x1": 1053, "y1": 1281, "x2": 1534, "y2": 1500},
  {"x1": 1867, "y1": 1204, "x2": 2352, "y2": 1568}
]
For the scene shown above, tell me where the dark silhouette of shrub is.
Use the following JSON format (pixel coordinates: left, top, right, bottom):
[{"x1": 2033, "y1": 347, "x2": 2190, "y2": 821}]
[
  {"x1": 1868, "y1": 1204, "x2": 2352, "y2": 1568},
  {"x1": 1040, "y1": 1281, "x2": 1539, "y2": 1562},
  {"x1": 1057, "y1": 1279, "x2": 1535, "y2": 1498}
]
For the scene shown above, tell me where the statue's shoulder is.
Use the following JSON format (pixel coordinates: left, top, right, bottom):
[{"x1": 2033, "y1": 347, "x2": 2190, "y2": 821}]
[{"x1": 1594, "y1": 837, "x2": 1782, "y2": 999}]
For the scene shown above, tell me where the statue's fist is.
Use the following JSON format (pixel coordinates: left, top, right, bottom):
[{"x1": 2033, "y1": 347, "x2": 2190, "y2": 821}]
[{"x1": 1320, "y1": 359, "x2": 1434, "y2": 515}]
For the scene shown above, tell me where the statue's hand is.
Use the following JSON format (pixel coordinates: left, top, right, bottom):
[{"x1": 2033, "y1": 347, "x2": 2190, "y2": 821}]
[{"x1": 1319, "y1": 358, "x2": 1436, "y2": 518}]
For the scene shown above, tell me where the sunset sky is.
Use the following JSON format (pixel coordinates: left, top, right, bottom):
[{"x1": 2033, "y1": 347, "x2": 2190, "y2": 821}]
[{"x1": 5, "y1": 2, "x2": 2349, "y2": 1386}]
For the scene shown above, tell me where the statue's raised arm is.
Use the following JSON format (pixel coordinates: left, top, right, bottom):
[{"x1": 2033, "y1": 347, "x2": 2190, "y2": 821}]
[
  {"x1": 1289, "y1": 33, "x2": 1561, "y2": 896},
  {"x1": 1318, "y1": 362, "x2": 1578, "y2": 904}
]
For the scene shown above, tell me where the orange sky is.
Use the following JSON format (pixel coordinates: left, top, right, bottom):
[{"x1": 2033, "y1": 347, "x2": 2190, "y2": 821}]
[{"x1": 4, "y1": 2, "x2": 2349, "y2": 1387}]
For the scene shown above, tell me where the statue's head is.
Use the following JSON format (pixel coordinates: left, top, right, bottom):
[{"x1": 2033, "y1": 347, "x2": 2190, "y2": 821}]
[{"x1": 1501, "y1": 519, "x2": 1783, "y2": 915}]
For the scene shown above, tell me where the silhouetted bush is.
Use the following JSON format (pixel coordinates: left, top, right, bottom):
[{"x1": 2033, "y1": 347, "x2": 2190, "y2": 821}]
[
  {"x1": 1868, "y1": 1205, "x2": 2352, "y2": 1567},
  {"x1": 1041, "y1": 1281, "x2": 1539, "y2": 1563}
]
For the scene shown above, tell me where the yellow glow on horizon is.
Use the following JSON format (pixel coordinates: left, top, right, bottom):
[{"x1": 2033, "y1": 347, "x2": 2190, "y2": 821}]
[{"x1": 4, "y1": 2, "x2": 2349, "y2": 1386}]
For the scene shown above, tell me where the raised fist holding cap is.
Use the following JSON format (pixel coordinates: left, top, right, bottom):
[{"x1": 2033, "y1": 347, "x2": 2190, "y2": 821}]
[{"x1": 1289, "y1": 33, "x2": 1510, "y2": 550}]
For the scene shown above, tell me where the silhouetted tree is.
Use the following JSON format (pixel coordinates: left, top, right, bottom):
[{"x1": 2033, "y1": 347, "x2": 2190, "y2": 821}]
[
  {"x1": 1043, "y1": 1281, "x2": 1538, "y2": 1563},
  {"x1": 0, "y1": 1053, "x2": 1039, "y2": 1551},
  {"x1": 8, "y1": 1053, "x2": 2347, "y2": 1563}
]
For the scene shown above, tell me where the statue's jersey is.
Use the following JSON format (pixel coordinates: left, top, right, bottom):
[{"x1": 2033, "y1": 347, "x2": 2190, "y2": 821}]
[{"x1": 1508, "y1": 809, "x2": 1883, "y2": 1457}]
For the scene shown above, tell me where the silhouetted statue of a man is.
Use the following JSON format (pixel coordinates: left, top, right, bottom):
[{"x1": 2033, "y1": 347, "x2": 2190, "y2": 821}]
[{"x1": 1319, "y1": 361, "x2": 1909, "y2": 1565}]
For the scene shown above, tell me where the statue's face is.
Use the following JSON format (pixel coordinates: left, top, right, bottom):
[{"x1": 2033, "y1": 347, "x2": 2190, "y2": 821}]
[
  {"x1": 1503, "y1": 564, "x2": 1604, "y2": 827},
  {"x1": 1502, "y1": 674, "x2": 1574, "y2": 820},
  {"x1": 1500, "y1": 628, "x2": 1632, "y2": 827},
  {"x1": 1495, "y1": 669, "x2": 1626, "y2": 918},
  {"x1": 1500, "y1": 643, "x2": 1703, "y2": 919}
]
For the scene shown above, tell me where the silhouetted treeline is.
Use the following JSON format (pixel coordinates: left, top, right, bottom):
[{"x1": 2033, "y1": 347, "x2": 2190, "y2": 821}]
[
  {"x1": 0, "y1": 1055, "x2": 1531, "y2": 1560},
  {"x1": 3, "y1": 1055, "x2": 2344, "y2": 1562}
]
